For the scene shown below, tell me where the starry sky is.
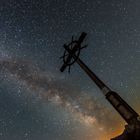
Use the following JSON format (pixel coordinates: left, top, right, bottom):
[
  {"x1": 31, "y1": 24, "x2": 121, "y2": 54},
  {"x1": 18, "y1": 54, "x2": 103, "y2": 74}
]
[{"x1": 0, "y1": 0, "x2": 140, "y2": 140}]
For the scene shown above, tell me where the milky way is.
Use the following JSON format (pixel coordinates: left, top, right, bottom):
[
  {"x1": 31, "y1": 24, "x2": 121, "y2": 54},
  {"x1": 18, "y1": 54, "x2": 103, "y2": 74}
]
[{"x1": 0, "y1": 58, "x2": 120, "y2": 131}]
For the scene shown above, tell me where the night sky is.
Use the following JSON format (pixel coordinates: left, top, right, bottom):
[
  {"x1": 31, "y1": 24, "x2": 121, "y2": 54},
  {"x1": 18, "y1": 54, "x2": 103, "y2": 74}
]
[{"x1": 0, "y1": 0, "x2": 140, "y2": 140}]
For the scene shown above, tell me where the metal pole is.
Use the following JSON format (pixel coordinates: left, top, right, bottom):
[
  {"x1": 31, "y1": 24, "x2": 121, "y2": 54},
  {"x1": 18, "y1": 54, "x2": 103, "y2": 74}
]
[
  {"x1": 76, "y1": 57, "x2": 111, "y2": 95},
  {"x1": 74, "y1": 56, "x2": 139, "y2": 124}
]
